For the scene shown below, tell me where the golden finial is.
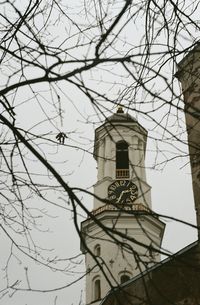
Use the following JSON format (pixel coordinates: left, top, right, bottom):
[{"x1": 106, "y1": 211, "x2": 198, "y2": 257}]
[{"x1": 116, "y1": 105, "x2": 124, "y2": 113}]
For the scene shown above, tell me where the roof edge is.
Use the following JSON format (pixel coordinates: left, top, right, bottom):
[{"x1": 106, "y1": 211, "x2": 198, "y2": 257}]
[{"x1": 100, "y1": 239, "x2": 199, "y2": 305}]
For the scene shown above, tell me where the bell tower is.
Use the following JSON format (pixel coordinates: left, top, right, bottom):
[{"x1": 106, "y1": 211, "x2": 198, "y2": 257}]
[{"x1": 81, "y1": 108, "x2": 165, "y2": 305}]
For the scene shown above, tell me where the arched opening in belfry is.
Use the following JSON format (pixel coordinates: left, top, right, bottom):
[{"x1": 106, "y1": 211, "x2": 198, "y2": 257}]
[{"x1": 116, "y1": 141, "x2": 129, "y2": 178}]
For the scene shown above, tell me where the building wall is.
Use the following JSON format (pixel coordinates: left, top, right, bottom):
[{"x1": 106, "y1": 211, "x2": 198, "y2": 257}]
[
  {"x1": 176, "y1": 45, "x2": 200, "y2": 237},
  {"x1": 82, "y1": 212, "x2": 164, "y2": 305}
]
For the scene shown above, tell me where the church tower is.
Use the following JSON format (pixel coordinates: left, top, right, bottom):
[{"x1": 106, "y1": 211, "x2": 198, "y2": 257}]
[{"x1": 81, "y1": 107, "x2": 165, "y2": 305}]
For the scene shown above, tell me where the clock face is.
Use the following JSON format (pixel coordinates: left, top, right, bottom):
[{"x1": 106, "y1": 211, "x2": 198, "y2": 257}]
[{"x1": 108, "y1": 180, "x2": 138, "y2": 204}]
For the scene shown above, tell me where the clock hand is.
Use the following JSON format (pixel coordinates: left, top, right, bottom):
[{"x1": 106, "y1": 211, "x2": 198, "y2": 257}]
[
  {"x1": 124, "y1": 189, "x2": 131, "y2": 193},
  {"x1": 116, "y1": 191, "x2": 125, "y2": 203},
  {"x1": 116, "y1": 189, "x2": 131, "y2": 203}
]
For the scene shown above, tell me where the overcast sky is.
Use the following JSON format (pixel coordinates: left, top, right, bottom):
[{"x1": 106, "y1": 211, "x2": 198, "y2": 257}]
[{"x1": 0, "y1": 1, "x2": 198, "y2": 305}]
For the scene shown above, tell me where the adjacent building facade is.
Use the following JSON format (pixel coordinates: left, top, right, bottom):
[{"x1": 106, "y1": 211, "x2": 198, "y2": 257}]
[{"x1": 176, "y1": 44, "x2": 200, "y2": 238}]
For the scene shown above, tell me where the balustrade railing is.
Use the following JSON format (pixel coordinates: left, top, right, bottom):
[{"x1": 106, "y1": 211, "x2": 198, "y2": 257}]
[{"x1": 116, "y1": 169, "x2": 129, "y2": 178}]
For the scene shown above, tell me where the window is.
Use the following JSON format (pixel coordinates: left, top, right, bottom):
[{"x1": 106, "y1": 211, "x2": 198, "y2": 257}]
[
  {"x1": 119, "y1": 271, "x2": 132, "y2": 284},
  {"x1": 116, "y1": 141, "x2": 129, "y2": 169},
  {"x1": 94, "y1": 244, "x2": 101, "y2": 257},
  {"x1": 116, "y1": 141, "x2": 129, "y2": 178},
  {"x1": 120, "y1": 274, "x2": 130, "y2": 284},
  {"x1": 94, "y1": 278, "x2": 101, "y2": 300}
]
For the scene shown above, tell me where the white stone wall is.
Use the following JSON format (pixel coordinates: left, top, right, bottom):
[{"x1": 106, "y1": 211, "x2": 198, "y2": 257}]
[{"x1": 82, "y1": 212, "x2": 164, "y2": 305}]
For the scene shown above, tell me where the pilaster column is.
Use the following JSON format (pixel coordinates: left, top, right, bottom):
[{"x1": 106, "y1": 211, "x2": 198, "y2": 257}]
[
  {"x1": 104, "y1": 137, "x2": 112, "y2": 178},
  {"x1": 138, "y1": 140, "x2": 146, "y2": 181},
  {"x1": 130, "y1": 136, "x2": 139, "y2": 179},
  {"x1": 97, "y1": 139, "x2": 105, "y2": 180}
]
